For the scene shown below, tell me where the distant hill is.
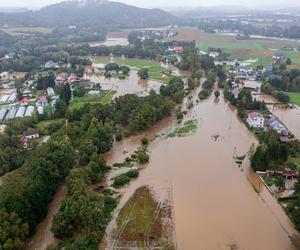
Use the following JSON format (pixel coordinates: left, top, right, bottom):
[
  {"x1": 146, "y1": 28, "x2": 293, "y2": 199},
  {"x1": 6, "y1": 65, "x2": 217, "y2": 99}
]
[{"x1": 0, "y1": 0, "x2": 180, "y2": 29}]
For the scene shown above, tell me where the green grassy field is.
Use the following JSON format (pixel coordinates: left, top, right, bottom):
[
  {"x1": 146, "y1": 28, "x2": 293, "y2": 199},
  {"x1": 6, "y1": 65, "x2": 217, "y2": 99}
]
[
  {"x1": 285, "y1": 92, "x2": 300, "y2": 106},
  {"x1": 1, "y1": 27, "x2": 53, "y2": 35},
  {"x1": 94, "y1": 57, "x2": 171, "y2": 83},
  {"x1": 69, "y1": 90, "x2": 115, "y2": 110},
  {"x1": 71, "y1": 91, "x2": 114, "y2": 109},
  {"x1": 197, "y1": 33, "x2": 300, "y2": 66}
]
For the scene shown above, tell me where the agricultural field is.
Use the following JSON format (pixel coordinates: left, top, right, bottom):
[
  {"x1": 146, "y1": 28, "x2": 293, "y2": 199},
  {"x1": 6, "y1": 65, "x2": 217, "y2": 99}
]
[
  {"x1": 1, "y1": 26, "x2": 53, "y2": 35},
  {"x1": 170, "y1": 27, "x2": 300, "y2": 67},
  {"x1": 69, "y1": 90, "x2": 115, "y2": 110},
  {"x1": 112, "y1": 186, "x2": 175, "y2": 249},
  {"x1": 93, "y1": 57, "x2": 171, "y2": 83},
  {"x1": 285, "y1": 92, "x2": 300, "y2": 106}
]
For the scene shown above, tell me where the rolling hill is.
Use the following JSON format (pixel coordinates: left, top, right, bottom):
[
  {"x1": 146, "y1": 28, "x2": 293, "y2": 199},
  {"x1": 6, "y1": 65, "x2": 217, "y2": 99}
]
[{"x1": 0, "y1": 0, "x2": 180, "y2": 29}]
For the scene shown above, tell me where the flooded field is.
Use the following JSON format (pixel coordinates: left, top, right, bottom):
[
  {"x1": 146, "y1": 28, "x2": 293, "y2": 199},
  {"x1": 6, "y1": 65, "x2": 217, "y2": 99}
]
[
  {"x1": 89, "y1": 32, "x2": 129, "y2": 47},
  {"x1": 268, "y1": 105, "x2": 300, "y2": 140},
  {"x1": 27, "y1": 80, "x2": 300, "y2": 250},
  {"x1": 88, "y1": 70, "x2": 163, "y2": 97},
  {"x1": 102, "y1": 89, "x2": 299, "y2": 250}
]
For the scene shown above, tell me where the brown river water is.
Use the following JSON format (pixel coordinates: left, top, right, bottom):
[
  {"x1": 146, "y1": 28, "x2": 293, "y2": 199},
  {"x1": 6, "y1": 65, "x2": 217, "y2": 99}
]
[
  {"x1": 27, "y1": 80, "x2": 300, "y2": 249},
  {"x1": 102, "y1": 88, "x2": 300, "y2": 250}
]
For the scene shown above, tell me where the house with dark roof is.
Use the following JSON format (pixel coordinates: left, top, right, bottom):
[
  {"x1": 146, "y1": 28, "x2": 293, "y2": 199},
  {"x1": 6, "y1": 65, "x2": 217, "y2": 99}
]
[{"x1": 24, "y1": 130, "x2": 39, "y2": 139}]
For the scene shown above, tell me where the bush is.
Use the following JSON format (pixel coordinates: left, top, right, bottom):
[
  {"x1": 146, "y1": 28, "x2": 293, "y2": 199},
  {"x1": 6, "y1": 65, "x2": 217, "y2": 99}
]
[
  {"x1": 112, "y1": 170, "x2": 139, "y2": 188},
  {"x1": 198, "y1": 89, "x2": 210, "y2": 100},
  {"x1": 141, "y1": 137, "x2": 149, "y2": 146},
  {"x1": 136, "y1": 150, "x2": 150, "y2": 164},
  {"x1": 113, "y1": 175, "x2": 131, "y2": 188}
]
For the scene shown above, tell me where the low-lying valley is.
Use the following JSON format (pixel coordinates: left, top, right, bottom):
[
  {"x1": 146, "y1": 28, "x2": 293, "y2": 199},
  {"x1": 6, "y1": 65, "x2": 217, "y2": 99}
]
[{"x1": 1, "y1": 1, "x2": 300, "y2": 250}]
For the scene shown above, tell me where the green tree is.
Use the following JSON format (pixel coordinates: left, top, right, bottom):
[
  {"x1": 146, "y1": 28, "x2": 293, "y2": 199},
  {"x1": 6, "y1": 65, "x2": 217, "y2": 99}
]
[
  {"x1": 0, "y1": 209, "x2": 29, "y2": 250},
  {"x1": 54, "y1": 100, "x2": 67, "y2": 118},
  {"x1": 137, "y1": 68, "x2": 149, "y2": 80},
  {"x1": 214, "y1": 90, "x2": 220, "y2": 99},
  {"x1": 60, "y1": 83, "x2": 72, "y2": 105}
]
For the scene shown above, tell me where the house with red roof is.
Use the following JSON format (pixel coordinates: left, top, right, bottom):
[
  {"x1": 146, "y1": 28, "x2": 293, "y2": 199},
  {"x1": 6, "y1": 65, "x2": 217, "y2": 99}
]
[
  {"x1": 247, "y1": 112, "x2": 265, "y2": 128},
  {"x1": 84, "y1": 65, "x2": 95, "y2": 74}
]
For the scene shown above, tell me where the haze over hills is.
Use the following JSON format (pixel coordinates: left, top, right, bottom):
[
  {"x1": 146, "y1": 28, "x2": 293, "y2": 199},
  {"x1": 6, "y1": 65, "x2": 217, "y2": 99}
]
[{"x1": 0, "y1": 0, "x2": 180, "y2": 29}]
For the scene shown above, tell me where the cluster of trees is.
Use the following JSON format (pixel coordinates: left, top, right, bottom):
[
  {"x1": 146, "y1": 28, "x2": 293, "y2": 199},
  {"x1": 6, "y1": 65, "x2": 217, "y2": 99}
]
[
  {"x1": 52, "y1": 166, "x2": 116, "y2": 249},
  {"x1": 225, "y1": 88, "x2": 266, "y2": 119},
  {"x1": 267, "y1": 68, "x2": 300, "y2": 92},
  {"x1": 251, "y1": 131, "x2": 289, "y2": 171},
  {"x1": 0, "y1": 136, "x2": 76, "y2": 248},
  {"x1": 160, "y1": 76, "x2": 185, "y2": 103},
  {"x1": 261, "y1": 83, "x2": 290, "y2": 104},
  {"x1": 193, "y1": 17, "x2": 300, "y2": 39},
  {"x1": 137, "y1": 68, "x2": 149, "y2": 80},
  {"x1": 198, "y1": 70, "x2": 217, "y2": 100},
  {"x1": 0, "y1": 132, "x2": 25, "y2": 176}
]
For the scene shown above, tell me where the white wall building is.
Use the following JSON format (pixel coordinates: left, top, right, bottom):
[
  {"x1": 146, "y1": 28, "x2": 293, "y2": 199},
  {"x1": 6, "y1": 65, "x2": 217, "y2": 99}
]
[{"x1": 247, "y1": 112, "x2": 265, "y2": 128}]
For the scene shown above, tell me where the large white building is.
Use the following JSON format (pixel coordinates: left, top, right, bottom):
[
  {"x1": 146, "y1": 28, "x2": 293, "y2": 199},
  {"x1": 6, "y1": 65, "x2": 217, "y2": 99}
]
[{"x1": 247, "y1": 112, "x2": 265, "y2": 128}]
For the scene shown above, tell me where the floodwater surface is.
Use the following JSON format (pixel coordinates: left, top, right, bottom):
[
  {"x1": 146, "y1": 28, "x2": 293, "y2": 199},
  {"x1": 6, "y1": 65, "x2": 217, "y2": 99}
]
[
  {"x1": 102, "y1": 90, "x2": 299, "y2": 250},
  {"x1": 88, "y1": 70, "x2": 163, "y2": 97}
]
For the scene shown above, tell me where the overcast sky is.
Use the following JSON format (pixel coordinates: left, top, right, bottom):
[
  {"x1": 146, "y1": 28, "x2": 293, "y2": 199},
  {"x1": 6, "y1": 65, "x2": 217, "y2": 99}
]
[{"x1": 0, "y1": 0, "x2": 299, "y2": 9}]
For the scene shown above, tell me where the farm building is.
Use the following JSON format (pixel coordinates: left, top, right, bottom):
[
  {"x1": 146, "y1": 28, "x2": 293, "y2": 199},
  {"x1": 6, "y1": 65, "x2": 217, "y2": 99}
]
[
  {"x1": 24, "y1": 130, "x2": 39, "y2": 139},
  {"x1": 0, "y1": 95, "x2": 10, "y2": 104},
  {"x1": 22, "y1": 89, "x2": 33, "y2": 98},
  {"x1": 84, "y1": 65, "x2": 95, "y2": 74},
  {"x1": 6, "y1": 106, "x2": 18, "y2": 120},
  {"x1": 268, "y1": 115, "x2": 288, "y2": 134},
  {"x1": 209, "y1": 52, "x2": 220, "y2": 59},
  {"x1": 47, "y1": 87, "x2": 55, "y2": 96},
  {"x1": 7, "y1": 93, "x2": 17, "y2": 103},
  {"x1": 37, "y1": 96, "x2": 48, "y2": 107},
  {"x1": 45, "y1": 60, "x2": 59, "y2": 69},
  {"x1": 24, "y1": 106, "x2": 35, "y2": 117},
  {"x1": 230, "y1": 87, "x2": 241, "y2": 99},
  {"x1": 74, "y1": 79, "x2": 93, "y2": 89},
  {"x1": 15, "y1": 106, "x2": 26, "y2": 118},
  {"x1": 37, "y1": 106, "x2": 44, "y2": 115},
  {"x1": 247, "y1": 112, "x2": 265, "y2": 128},
  {"x1": 0, "y1": 108, "x2": 8, "y2": 122}
]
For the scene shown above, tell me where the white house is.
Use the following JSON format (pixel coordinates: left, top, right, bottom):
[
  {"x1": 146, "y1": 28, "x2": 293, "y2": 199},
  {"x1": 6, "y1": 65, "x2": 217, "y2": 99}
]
[
  {"x1": 24, "y1": 130, "x2": 39, "y2": 139},
  {"x1": 231, "y1": 87, "x2": 241, "y2": 99},
  {"x1": 247, "y1": 112, "x2": 265, "y2": 128},
  {"x1": 47, "y1": 87, "x2": 55, "y2": 96},
  {"x1": 208, "y1": 52, "x2": 220, "y2": 59}
]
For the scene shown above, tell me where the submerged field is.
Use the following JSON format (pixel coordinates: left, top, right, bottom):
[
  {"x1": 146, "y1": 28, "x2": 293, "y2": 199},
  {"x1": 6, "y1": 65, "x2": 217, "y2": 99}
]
[
  {"x1": 93, "y1": 57, "x2": 171, "y2": 83},
  {"x1": 112, "y1": 186, "x2": 175, "y2": 249}
]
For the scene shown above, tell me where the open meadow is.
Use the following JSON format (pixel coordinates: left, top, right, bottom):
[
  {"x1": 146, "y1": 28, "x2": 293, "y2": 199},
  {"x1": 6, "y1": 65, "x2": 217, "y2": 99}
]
[{"x1": 169, "y1": 27, "x2": 300, "y2": 66}]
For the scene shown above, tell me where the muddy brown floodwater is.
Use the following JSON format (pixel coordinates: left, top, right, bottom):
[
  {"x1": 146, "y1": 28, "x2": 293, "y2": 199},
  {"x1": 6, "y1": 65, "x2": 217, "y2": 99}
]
[
  {"x1": 26, "y1": 184, "x2": 68, "y2": 250},
  {"x1": 102, "y1": 89, "x2": 299, "y2": 250},
  {"x1": 251, "y1": 82, "x2": 300, "y2": 140},
  {"x1": 88, "y1": 70, "x2": 163, "y2": 97}
]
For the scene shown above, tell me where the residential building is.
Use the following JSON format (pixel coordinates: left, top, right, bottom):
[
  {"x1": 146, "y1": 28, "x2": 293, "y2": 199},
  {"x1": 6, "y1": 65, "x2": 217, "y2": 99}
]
[
  {"x1": 24, "y1": 130, "x2": 39, "y2": 139},
  {"x1": 45, "y1": 60, "x2": 59, "y2": 69},
  {"x1": 47, "y1": 87, "x2": 55, "y2": 96},
  {"x1": 247, "y1": 112, "x2": 265, "y2": 128},
  {"x1": 230, "y1": 87, "x2": 241, "y2": 99}
]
